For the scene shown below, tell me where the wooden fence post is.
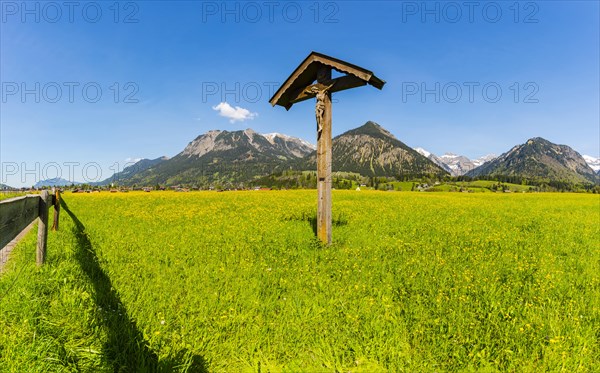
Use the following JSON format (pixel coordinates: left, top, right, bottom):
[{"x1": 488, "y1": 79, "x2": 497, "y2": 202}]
[
  {"x1": 52, "y1": 189, "x2": 60, "y2": 231},
  {"x1": 36, "y1": 190, "x2": 49, "y2": 266}
]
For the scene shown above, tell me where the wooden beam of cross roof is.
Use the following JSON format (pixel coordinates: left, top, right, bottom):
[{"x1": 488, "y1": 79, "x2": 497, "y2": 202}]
[{"x1": 269, "y1": 51, "x2": 386, "y2": 110}]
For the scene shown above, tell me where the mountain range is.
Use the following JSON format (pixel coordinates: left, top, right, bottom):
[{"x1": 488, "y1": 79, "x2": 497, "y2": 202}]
[
  {"x1": 110, "y1": 122, "x2": 597, "y2": 187},
  {"x1": 25, "y1": 121, "x2": 600, "y2": 188},
  {"x1": 116, "y1": 122, "x2": 447, "y2": 187},
  {"x1": 119, "y1": 129, "x2": 316, "y2": 186},
  {"x1": 414, "y1": 148, "x2": 497, "y2": 176},
  {"x1": 34, "y1": 178, "x2": 80, "y2": 188}
]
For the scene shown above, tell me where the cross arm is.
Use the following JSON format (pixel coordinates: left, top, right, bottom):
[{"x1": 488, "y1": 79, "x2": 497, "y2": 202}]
[{"x1": 287, "y1": 75, "x2": 368, "y2": 106}]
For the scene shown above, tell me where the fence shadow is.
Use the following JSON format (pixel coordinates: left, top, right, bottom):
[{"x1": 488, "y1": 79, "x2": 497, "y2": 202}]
[{"x1": 60, "y1": 199, "x2": 208, "y2": 372}]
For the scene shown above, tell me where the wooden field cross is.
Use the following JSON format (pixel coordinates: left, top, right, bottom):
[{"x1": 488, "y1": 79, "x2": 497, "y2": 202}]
[{"x1": 270, "y1": 52, "x2": 385, "y2": 244}]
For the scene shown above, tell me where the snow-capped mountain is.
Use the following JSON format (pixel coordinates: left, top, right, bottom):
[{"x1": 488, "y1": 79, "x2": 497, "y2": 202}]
[
  {"x1": 473, "y1": 154, "x2": 498, "y2": 167},
  {"x1": 180, "y1": 129, "x2": 315, "y2": 159},
  {"x1": 438, "y1": 153, "x2": 477, "y2": 176},
  {"x1": 582, "y1": 155, "x2": 600, "y2": 172},
  {"x1": 440, "y1": 153, "x2": 497, "y2": 176},
  {"x1": 263, "y1": 132, "x2": 316, "y2": 154},
  {"x1": 413, "y1": 149, "x2": 497, "y2": 176},
  {"x1": 414, "y1": 147, "x2": 453, "y2": 174}
]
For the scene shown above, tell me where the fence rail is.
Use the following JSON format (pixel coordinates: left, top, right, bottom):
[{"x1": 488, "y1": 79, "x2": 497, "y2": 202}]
[{"x1": 0, "y1": 189, "x2": 60, "y2": 266}]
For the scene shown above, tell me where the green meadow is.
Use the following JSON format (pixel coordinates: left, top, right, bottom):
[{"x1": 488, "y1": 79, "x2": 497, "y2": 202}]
[
  {"x1": 1, "y1": 191, "x2": 598, "y2": 372},
  {"x1": 0, "y1": 192, "x2": 29, "y2": 201}
]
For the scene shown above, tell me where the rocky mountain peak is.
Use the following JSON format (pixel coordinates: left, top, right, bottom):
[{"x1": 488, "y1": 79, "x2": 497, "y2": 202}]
[
  {"x1": 182, "y1": 129, "x2": 229, "y2": 157},
  {"x1": 300, "y1": 122, "x2": 448, "y2": 177},
  {"x1": 352, "y1": 121, "x2": 398, "y2": 140},
  {"x1": 243, "y1": 128, "x2": 257, "y2": 137},
  {"x1": 180, "y1": 128, "x2": 315, "y2": 160},
  {"x1": 467, "y1": 137, "x2": 598, "y2": 184}
]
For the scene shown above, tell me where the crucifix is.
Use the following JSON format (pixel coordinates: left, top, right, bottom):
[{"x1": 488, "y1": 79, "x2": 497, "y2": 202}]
[{"x1": 270, "y1": 52, "x2": 385, "y2": 244}]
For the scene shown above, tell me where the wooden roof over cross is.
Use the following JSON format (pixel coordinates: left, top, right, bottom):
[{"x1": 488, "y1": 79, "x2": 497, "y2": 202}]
[{"x1": 269, "y1": 51, "x2": 385, "y2": 110}]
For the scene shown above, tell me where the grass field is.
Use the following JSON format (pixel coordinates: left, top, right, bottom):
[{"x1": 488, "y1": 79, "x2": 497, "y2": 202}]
[
  {"x1": 0, "y1": 192, "x2": 29, "y2": 201},
  {"x1": 1, "y1": 191, "x2": 598, "y2": 372}
]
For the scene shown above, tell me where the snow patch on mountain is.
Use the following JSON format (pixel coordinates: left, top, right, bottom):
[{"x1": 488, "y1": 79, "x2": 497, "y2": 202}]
[
  {"x1": 263, "y1": 132, "x2": 316, "y2": 150},
  {"x1": 414, "y1": 147, "x2": 431, "y2": 158},
  {"x1": 473, "y1": 154, "x2": 497, "y2": 167},
  {"x1": 583, "y1": 155, "x2": 600, "y2": 172}
]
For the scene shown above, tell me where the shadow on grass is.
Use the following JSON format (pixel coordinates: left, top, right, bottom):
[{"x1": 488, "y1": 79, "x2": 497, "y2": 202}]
[
  {"x1": 283, "y1": 211, "x2": 349, "y2": 236},
  {"x1": 61, "y1": 199, "x2": 208, "y2": 372}
]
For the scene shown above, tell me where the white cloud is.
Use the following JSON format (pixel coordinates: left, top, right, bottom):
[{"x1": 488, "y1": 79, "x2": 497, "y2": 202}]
[
  {"x1": 125, "y1": 157, "x2": 142, "y2": 163},
  {"x1": 212, "y1": 102, "x2": 257, "y2": 123}
]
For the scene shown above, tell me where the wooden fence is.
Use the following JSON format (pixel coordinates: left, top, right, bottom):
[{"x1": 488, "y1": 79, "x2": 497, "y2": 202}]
[{"x1": 0, "y1": 189, "x2": 60, "y2": 266}]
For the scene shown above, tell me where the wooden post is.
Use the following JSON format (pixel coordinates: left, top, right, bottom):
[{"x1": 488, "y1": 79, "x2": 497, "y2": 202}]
[
  {"x1": 317, "y1": 66, "x2": 332, "y2": 244},
  {"x1": 52, "y1": 189, "x2": 60, "y2": 231},
  {"x1": 37, "y1": 190, "x2": 49, "y2": 265}
]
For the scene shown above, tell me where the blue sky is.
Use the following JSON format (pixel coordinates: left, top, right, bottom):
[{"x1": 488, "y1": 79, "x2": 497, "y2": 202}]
[{"x1": 1, "y1": 1, "x2": 598, "y2": 187}]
